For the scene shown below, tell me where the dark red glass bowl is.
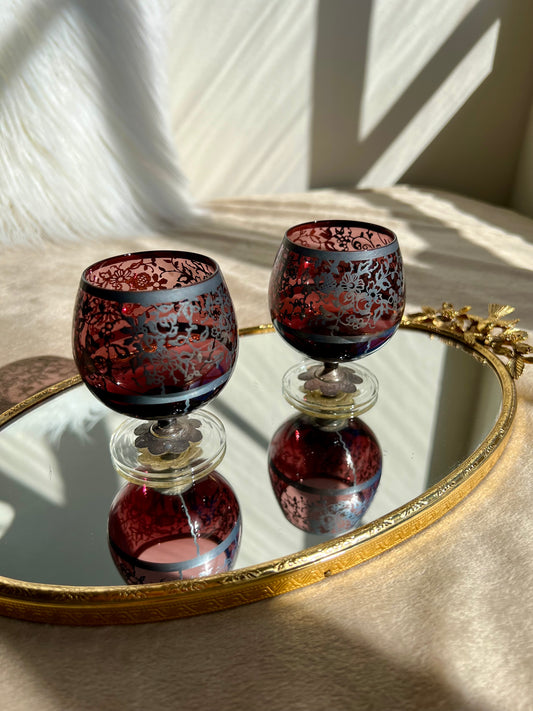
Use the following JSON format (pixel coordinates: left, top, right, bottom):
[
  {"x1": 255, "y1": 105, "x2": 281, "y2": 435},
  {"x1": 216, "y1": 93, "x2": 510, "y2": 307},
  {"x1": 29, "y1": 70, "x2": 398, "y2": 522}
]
[
  {"x1": 269, "y1": 220, "x2": 405, "y2": 362},
  {"x1": 72, "y1": 251, "x2": 238, "y2": 419},
  {"x1": 108, "y1": 471, "x2": 241, "y2": 584},
  {"x1": 268, "y1": 414, "x2": 382, "y2": 535}
]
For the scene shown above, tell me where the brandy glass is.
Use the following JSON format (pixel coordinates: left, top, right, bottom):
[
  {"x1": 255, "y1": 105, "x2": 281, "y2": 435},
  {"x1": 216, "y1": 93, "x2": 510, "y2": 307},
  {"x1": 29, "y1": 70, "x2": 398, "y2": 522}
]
[
  {"x1": 73, "y1": 250, "x2": 238, "y2": 486},
  {"x1": 269, "y1": 220, "x2": 405, "y2": 417}
]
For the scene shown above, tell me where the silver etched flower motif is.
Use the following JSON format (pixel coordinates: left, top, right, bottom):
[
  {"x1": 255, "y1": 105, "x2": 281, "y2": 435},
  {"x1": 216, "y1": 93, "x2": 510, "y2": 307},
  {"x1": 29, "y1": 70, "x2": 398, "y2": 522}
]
[
  {"x1": 134, "y1": 418, "x2": 202, "y2": 455},
  {"x1": 298, "y1": 364, "x2": 363, "y2": 397}
]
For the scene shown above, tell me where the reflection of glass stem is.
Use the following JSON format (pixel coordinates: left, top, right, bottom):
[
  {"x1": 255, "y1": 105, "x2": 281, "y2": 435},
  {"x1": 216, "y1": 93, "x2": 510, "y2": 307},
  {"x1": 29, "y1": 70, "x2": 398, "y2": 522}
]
[
  {"x1": 310, "y1": 416, "x2": 349, "y2": 431},
  {"x1": 298, "y1": 362, "x2": 363, "y2": 398}
]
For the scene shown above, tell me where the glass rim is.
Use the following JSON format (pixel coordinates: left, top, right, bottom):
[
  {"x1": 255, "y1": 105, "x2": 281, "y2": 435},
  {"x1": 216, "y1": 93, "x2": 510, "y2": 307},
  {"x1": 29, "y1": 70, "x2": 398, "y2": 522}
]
[
  {"x1": 80, "y1": 250, "x2": 221, "y2": 297},
  {"x1": 284, "y1": 219, "x2": 398, "y2": 253}
]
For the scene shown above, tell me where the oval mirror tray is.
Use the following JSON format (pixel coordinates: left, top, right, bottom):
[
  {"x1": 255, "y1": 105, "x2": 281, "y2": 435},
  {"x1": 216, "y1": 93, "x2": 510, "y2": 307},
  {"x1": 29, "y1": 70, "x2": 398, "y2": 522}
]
[{"x1": 0, "y1": 307, "x2": 522, "y2": 625}]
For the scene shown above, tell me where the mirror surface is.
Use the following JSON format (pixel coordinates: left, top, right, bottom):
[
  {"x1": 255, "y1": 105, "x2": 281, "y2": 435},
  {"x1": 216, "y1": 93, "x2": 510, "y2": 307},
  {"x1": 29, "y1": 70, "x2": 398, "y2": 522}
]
[{"x1": 0, "y1": 328, "x2": 502, "y2": 586}]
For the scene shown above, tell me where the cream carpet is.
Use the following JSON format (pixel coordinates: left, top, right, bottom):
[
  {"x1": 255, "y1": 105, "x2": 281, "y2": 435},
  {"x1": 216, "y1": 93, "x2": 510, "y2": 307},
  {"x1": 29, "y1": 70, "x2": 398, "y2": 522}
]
[{"x1": 0, "y1": 186, "x2": 531, "y2": 710}]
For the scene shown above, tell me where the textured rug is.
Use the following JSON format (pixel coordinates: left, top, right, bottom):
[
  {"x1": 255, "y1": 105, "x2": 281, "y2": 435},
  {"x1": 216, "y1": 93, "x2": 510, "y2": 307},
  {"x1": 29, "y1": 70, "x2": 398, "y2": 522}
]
[{"x1": 0, "y1": 186, "x2": 532, "y2": 710}]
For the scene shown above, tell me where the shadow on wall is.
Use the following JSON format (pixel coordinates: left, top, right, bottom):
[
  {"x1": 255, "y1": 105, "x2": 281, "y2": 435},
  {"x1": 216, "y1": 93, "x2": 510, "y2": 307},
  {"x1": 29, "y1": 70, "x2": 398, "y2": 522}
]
[{"x1": 310, "y1": 0, "x2": 533, "y2": 207}]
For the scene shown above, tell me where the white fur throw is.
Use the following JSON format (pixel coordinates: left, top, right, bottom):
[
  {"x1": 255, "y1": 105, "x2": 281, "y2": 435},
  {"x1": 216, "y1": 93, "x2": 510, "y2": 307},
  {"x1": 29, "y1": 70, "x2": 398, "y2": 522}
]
[{"x1": 0, "y1": 0, "x2": 201, "y2": 246}]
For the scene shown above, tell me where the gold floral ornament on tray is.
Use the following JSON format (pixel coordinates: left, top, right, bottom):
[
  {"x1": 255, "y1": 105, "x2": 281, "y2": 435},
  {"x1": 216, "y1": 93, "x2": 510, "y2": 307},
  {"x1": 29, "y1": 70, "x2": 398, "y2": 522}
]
[{"x1": 403, "y1": 303, "x2": 533, "y2": 379}]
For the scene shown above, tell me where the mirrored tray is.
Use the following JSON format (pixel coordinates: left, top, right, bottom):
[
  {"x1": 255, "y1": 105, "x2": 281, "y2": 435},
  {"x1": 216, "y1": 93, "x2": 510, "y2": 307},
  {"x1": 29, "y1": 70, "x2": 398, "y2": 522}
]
[{"x1": 0, "y1": 308, "x2": 520, "y2": 624}]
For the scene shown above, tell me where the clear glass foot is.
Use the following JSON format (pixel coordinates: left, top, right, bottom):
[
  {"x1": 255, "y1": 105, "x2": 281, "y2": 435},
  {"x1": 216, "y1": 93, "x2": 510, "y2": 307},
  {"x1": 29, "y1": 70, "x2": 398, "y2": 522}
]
[
  {"x1": 282, "y1": 360, "x2": 378, "y2": 418},
  {"x1": 110, "y1": 410, "x2": 226, "y2": 492}
]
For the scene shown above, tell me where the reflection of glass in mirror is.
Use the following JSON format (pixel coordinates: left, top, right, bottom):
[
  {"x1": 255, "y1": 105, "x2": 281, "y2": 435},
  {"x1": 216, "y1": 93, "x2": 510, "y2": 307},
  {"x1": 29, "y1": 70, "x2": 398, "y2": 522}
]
[
  {"x1": 108, "y1": 472, "x2": 241, "y2": 584},
  {"x1": 268, "y1": 414, "x2": 382, "y2": 535},
  {"x1": 0, "y1": 328, "x2": 506, "y2": 591},
  {"x1": 269, "y1": 221, "x2": 405, "y2": 418},
  {"x1": 72, "y1": 250, "x2": 239, "y2": 486}
]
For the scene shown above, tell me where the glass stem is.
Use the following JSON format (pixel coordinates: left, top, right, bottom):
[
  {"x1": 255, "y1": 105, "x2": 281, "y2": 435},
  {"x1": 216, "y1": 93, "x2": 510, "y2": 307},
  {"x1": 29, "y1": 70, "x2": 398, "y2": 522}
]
[{"x1": 321, "y1": 362, "x2": 339, "y2": 376}]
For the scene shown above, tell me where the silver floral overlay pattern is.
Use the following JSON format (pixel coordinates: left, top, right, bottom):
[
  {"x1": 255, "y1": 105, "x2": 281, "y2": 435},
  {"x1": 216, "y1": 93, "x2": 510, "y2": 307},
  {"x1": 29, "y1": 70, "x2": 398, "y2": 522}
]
[
  {"x1": 74, "y1": 255, "x2": 238, "y2": 416},
  {"x1": 270, "y1": 237, "x2": 405, "y2": 358}
]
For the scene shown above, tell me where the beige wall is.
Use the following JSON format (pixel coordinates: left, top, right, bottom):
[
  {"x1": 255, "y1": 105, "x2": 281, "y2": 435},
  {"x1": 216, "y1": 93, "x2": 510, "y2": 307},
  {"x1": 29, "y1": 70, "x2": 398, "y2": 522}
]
[
  {"x1": 165, "y1": 0, "x2": 317, "y2": 200},
  {"x1": 166, "y1": 0, "x2": 533, "y2": 212},
  {"x1": 397, "y1": 0, "x2": 533, "y2": 207},
  {"x1": 512, "y1": 105, "x2": 533, "y2": 218}
]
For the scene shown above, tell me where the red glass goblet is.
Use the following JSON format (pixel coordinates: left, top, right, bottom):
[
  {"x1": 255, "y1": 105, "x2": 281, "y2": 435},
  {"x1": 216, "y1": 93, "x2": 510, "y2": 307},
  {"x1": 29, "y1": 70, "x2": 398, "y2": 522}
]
[
  {"x1": 268, "y1": 414, "x2": 382, "y2": 535},
  {"x1": 269, "y1": 220, "x2": 405, "y2": 417},
  {"x1": 72, "y1": 251, "x2": 238, "y2": 484},
  {"x1": 108, "y1": 470, "x2": 241, "y2": 584}
]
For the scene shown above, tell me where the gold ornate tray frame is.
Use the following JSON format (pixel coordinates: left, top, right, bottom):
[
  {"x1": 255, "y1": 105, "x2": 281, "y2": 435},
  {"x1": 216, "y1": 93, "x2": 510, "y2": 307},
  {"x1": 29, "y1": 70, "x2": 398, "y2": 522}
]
[{"x1": 0, "y1": 305, "x2": 528, "y2": 625}]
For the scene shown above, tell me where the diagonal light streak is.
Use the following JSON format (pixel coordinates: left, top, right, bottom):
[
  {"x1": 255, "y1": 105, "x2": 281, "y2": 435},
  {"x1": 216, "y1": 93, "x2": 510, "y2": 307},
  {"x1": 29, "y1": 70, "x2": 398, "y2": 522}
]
[
  {"x1": 358, "y1": 20, "x2": 500, "y2": 188},
  {"x1": 359, "y1": 0, "x2": 480, "y2": 140}
]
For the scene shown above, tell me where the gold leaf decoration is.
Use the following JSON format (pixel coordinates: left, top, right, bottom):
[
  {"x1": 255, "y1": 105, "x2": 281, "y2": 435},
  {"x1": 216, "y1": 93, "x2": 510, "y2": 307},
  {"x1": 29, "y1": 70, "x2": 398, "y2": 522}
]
[{"x1": 403, "y1": 303, "x2": 533, "y2": 379}]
